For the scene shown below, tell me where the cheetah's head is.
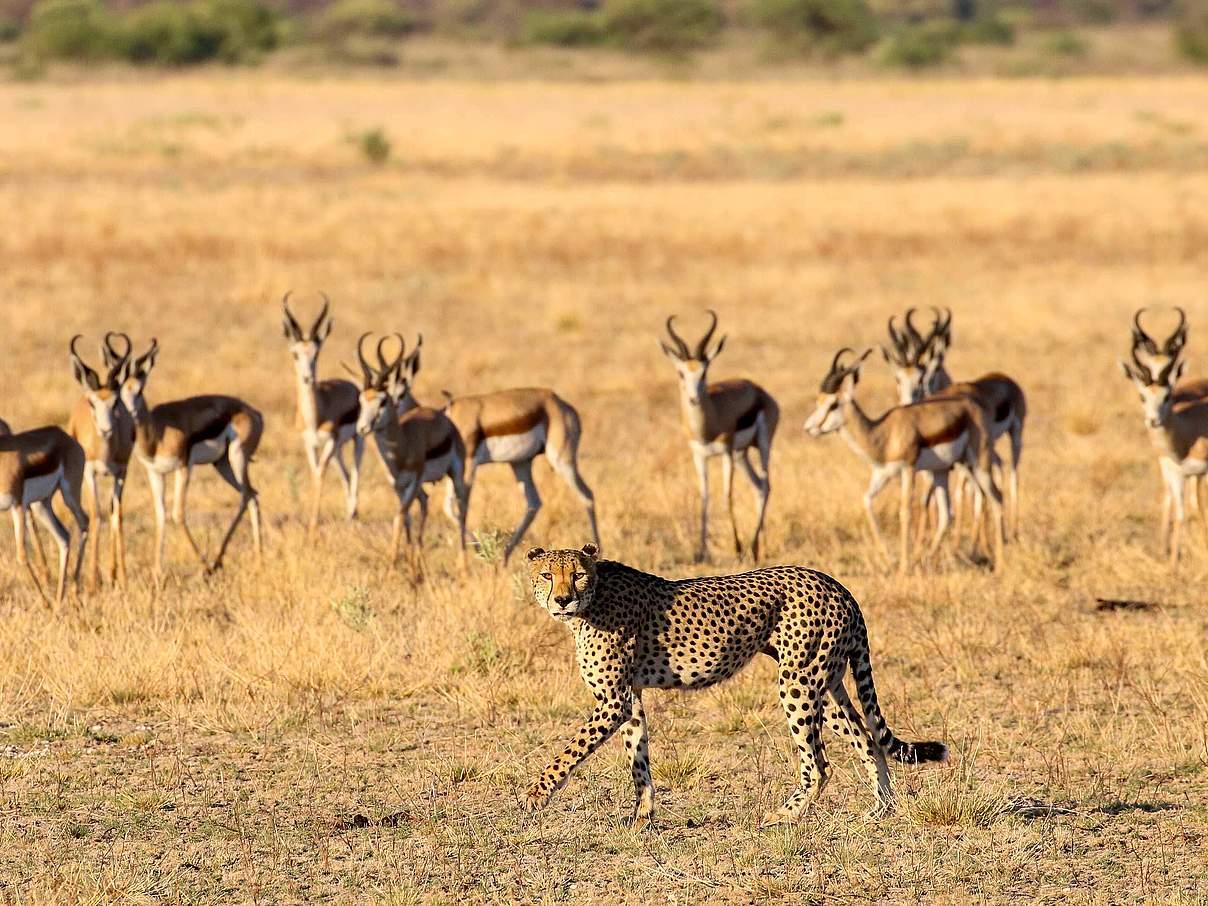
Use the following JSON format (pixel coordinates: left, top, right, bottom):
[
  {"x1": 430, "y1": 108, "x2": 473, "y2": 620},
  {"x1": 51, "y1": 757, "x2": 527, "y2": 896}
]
[{"x1": 525, "y1": 543, "x2": 600, "y2": 620}]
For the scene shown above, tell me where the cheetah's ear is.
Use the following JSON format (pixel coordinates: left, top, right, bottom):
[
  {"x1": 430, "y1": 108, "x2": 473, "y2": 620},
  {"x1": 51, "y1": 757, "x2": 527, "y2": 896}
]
[
  {"x1": 580, "y1": 542, "x2": 599, "y2": 560},
  {"x1": 525, "y1": 547, "x2": 545, "y2": 561}
]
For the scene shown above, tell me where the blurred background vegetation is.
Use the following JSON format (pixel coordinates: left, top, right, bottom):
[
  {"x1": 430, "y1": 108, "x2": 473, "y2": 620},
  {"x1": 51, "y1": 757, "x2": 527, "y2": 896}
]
[{"x1": 0, "y1": 0, "x2": 1206, "y2": 74}]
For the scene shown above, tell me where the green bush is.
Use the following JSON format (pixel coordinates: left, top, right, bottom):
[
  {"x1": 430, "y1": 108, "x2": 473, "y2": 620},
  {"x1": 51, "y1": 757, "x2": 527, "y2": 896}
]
[
  {"x1": 24, "y1": 0, "x2": 117, "y2": 60},
  {"x1": 121, "y1": 3, "x2": 220, "y2": 65},
  {"x1": 1042, "y1": 30, "x2": 1089, "y2": 57},
  {"x1": 601, "y1": 0, "x2": 724, "y2": 53},
  {"x1": 1175, "y1": 3, "x2": 1208, "y2": 64},
  {"x1": 959, "y1": 15, "x2": 1014, "y2": 46},
  {"x1": 351, "y1": 127, "x2": 392, "y2": 164},
  {"x1": 749, "y1": 0, "x2": 878, "y2": 56},
  {"x1": 0, "y1": 17, "x2": 20, "y2": 43},
  {"x1": 881, "y1": 21, "x2": 956, "y2": 68},
  {"x1": 313, "y1": 0, "x2": 415, "y2": 43},
  {"x1": 195, "y1": 0, "x2": 280, "y2": 62},
  {"x1": 521, "y1": 9, "x2": 606, "y2": 47}
]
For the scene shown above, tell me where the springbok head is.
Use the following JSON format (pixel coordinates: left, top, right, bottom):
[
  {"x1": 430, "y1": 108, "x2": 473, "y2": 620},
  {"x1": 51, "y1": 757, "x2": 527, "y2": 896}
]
[
  {"x1": 882, "y1": 307, "x2": 951, "y2": 405},
  {"x1": 119, "y1": 337, "x2": 158, "y2": 417},
  {"x1": 1121, "y1": 345, "x2": 1184, "y2": 430},
  {"x1": 282, "y1": 291, "x2": 335, "y2": 388},
  {"x1": 660, "y1": 310, "x2": 727, "y2": 406},
  {"x1": 354, "y1": 332, "x2": 407, "y2": 437},
  {"x1": 70, "y1": 332, "x2": 132, "y2": 439},
  {"x1": 1130, "y1": 307, "x2": 1187, "y2": 386},
  {"x1": 804, "y1": 347, "x2": 874, "y2": 437}
]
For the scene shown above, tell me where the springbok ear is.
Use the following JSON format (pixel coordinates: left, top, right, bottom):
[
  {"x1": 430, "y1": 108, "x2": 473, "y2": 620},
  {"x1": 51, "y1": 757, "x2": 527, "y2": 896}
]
[
  {"x1": 525, "y1": 547, "x2": 545, "y2": 561},
  {"x1": 317, "y1": 317, "x2": 334, "y2": 343},
  {"x1": 580, "y1": 542, "x2": 599, "y2": 560},
  {"x1": 880, "y1": 345, "x2": 892, "y2": 364},
  {"x1": 1118, "y1": 359, "x2": 1135, "y2": 381},
  {"x1": 1174, "y1": 359, "x2": 1186, "y2": 383},
  {"x1": 659, "y1": 341, "x2": 682, "y2": 362}
]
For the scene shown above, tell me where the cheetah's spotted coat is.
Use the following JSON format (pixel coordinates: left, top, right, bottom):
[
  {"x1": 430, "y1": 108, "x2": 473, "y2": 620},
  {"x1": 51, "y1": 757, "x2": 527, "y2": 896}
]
[{"x1": 523, "y1": 544, "x2": 948, "y2": 825}]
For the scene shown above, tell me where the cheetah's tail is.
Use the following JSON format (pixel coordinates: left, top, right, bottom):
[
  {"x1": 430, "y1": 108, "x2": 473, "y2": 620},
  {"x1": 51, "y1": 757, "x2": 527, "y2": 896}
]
[{"x1": 849, "y1": 632, "x2": 949, "y2": 766}]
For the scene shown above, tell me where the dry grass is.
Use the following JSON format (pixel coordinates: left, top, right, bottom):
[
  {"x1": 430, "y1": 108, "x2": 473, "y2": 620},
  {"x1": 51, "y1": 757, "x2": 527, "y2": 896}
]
[{"x1": 0, "y1": 72, "x2": 1207, "y2": 902}]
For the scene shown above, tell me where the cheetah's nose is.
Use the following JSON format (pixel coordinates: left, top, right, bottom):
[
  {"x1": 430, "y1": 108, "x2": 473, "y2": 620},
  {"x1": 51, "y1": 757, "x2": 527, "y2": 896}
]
[{"x1": 554, "y1": 594, "x2": 574, "y2": 606}]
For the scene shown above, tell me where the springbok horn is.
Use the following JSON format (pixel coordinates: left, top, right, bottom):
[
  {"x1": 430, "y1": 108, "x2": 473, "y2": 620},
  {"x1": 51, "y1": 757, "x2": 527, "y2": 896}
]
[
  {"x1": 1132, "y1": 308, "x2": 1157, "y2": 353},
  {"x1": 664, "y1": 315, "x2": 690, "y2": 360},
  {"x1": 355, "y1": 332, "x2": 375, "y2": 388},
  {"x1": 310, "y1": 292, "x2": 332, "y2": 340},
  {"x1": 69, "y1": 335, "x2": 101, "y2": 391},
  {"x1": 1165, "y1": 306, "x2": 1187, "y2": 355},
  {"x1": 904, "y1": 308, "x2": 924, "y2": 354},
  {"x1": 102, "y1": 331, "x2": 132, "y2": 387},
  {"x1": 695, "y1": 309, "x2": 719, "y2": 360},
  {"x1": 282, "y1": 292, "x2": 304, "y2": 340}
]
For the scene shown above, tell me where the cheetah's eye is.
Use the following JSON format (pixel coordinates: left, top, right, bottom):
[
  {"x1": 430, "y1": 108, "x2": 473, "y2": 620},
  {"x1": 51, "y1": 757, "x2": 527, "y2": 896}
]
[{"x1": 541, "y1": 572, "x2": 553, "y2": 581}]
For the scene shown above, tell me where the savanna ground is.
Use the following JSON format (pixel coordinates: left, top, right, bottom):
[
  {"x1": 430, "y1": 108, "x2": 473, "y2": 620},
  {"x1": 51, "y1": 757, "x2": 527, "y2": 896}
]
[{"x1": 1, "y1": 69, "x2": 1208, "y2": 903}]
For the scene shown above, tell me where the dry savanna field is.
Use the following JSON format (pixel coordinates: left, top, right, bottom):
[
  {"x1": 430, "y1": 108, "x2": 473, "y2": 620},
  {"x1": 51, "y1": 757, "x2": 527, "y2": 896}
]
[{"x1": 1, "y1": 70, "x2": 1208, "y2": 903}]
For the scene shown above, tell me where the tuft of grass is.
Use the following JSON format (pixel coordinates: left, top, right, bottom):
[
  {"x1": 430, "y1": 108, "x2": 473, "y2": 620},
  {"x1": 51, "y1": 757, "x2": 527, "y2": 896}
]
[
  {"x1": 331, "y1": 586, "x2": 376, "y2": 630},
  {"x1": 350, "y1": 127, "x2": 392, "y2": 164}
]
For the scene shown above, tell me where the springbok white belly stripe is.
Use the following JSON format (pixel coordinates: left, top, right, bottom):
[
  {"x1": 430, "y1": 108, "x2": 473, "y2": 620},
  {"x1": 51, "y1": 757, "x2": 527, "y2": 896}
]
[{"x1": 480, "y1": 424, "x2": 546, "y2": 464}]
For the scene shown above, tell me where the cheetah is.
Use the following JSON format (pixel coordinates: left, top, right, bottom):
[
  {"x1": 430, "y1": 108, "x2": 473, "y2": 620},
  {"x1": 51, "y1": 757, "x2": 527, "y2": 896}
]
[{"x1": 522, "y1": 543, "x2": 948, "y2": 826}]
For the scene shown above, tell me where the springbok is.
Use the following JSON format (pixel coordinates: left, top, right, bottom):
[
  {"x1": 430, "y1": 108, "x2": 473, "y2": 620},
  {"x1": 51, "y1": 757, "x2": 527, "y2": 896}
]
[
  {"x1": 415, "y1": 346, "x2": 599, "y2": 564},
  {"x1": 282, "y1": 293, "x2": 363, "y2": 535},
  {"x1": 1120, "y1": 351, "x2": 1208, "y2": 565},
  {"x1": 887, "y1": 309, "x2": 1026, "y2": 542},
  {"x1": 804, "y1": 348, "x2": 1005, "y2": 573},
  {"x1": 1125, "y1": 307, "x2": 1208, "y2": 559},
  {"x1": 354, "y1": 334, "x2": 469, "y2": 572},
  {"x1": 66, "y1": 333, "x2": 135, "y2": 590},
  {"x1": 0, "y1": 425, "x2": 89, "y2": 605},
  {"x1": 119, "y1": 339, "x2": 264, "y2": 578},
  {"x1": 661, "y1": 311, "x2": 778, "y2": 563}
]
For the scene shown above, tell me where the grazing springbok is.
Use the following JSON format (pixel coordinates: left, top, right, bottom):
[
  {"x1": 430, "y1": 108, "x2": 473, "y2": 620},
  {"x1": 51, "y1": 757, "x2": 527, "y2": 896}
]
[
  {"x1": 661, "y1": 311, "x2": 778, "y2": 563},
  {"x1": 354, "y1": 334, "x2": 468, "y2": 572},
  {"x1": 1120, "y1": 351, "x2": 1208, "y2": 565},
  {"x1": 281, "y1": 293, "x2": 363, "y2": 535},
  {"x1": 119, "y1": 339, "x2": 264, "y2": 578},
  {"x1": 887, "y1": 309, "x2": 1026, "y2": 542},
  {"x1": 0, "y1": 424, "x2": 89, "y2": 605},
  {"x1": 804, "y1": 348, "x2": 1005, "y2": 573},
  {"x1": 66, "y1": 333, "x2": 135, "y2": 590},
  {"x1": 414, "y1": 345, "x2": 598, "y2": 564}
]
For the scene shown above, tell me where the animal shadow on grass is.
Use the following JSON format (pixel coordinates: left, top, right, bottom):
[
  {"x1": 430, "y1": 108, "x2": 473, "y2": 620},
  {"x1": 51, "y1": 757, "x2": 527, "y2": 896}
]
[
  {"x1": 1094, "y1": 801, "x2": 1181, "y2": 816},
  {"x1": 1093, "y1": 597, "x2": 1163, "y2": 613},
  {"x1": 337, "y1": 810, "x2": 411, "y2": 830}
]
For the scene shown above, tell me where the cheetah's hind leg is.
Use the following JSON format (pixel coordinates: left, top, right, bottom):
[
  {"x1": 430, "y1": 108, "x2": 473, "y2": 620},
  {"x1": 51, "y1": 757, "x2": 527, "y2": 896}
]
[{"x1": 761, "y1": 657, "x2": 832, "y2": 827}]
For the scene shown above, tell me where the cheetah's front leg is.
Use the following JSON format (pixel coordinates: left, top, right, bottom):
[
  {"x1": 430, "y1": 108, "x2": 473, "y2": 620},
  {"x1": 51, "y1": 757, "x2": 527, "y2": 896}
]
[
  {"x1": 620, "y1": 693, "x2": 654, "y2": 827},
  {"x1": 524, "y1": 693, "x2": 631, "y2": 812}
]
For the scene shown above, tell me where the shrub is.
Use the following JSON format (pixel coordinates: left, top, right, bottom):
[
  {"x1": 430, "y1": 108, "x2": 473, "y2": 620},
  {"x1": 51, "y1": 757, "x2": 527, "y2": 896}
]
[
  {"x1": 1042, "y1": 30, "x2": 1089, "y2": 57},
  {"x1": 1175, "y1": 3, "x2": 1208, "y2": 64},
  {"x1": 601, "y1": 0, "x2": 724, "y2": 53},
  {"x1": 0, "y1": 17, "x2": 20, "y2": 43},
  {"x1": 352, "y1": 127, "x2": 392, "y2": 164},
  {"x1": 195, "y1": 0, "x2": 280, "y2": 62},
  {"x1": 121, "y1": 3, "x2": 220, "y2": 65},
  {"x1": 959, "y1": 15, "x2": 1014, "y2": 46},
  {"x1": 749, "y1": 0, "x2": 878, "y2": 56},
  {"x1": 313, "y1": 0, "x2": 415, "y2": 43},
  {"x1": 881, "y1": 21, "x2": 957, "y2": 69},
  {"x1": 24, "y1": 0, "x2": 117, "y2": 61},
  {"x1": 521, "y1": 9, "x2": 606, "y2": 47},
  {"x1": 117, "y1": 0, "x2": 278, "y2": 65}
]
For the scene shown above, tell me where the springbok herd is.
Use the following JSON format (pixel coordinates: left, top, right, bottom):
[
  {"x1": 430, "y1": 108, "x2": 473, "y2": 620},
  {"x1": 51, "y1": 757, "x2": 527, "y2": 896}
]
[{"x1": 0, "y1": 298, "x2": 1204, "y2": 606}]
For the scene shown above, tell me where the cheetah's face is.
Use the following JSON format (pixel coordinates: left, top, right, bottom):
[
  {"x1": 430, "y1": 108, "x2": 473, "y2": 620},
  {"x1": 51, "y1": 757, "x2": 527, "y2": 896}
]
[{"x1": 525, "y1": 543, "x2": 599, "y2": 620}]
